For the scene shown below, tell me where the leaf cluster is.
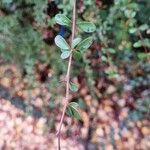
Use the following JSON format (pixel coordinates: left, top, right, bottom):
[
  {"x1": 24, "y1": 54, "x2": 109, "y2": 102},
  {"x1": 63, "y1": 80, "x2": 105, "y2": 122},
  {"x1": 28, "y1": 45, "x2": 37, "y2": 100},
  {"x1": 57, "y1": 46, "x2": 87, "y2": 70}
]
[{"x1": 54, "y1": 14, "x2": 96, "y2": 119}]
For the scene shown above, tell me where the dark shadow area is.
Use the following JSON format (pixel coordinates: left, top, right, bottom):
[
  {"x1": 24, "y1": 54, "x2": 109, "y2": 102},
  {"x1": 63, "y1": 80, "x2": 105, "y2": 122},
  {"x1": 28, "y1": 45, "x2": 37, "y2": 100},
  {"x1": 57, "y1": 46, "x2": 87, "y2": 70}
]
[{"x1": 0, "y1": 84, "x2": 43, "y2": 118}]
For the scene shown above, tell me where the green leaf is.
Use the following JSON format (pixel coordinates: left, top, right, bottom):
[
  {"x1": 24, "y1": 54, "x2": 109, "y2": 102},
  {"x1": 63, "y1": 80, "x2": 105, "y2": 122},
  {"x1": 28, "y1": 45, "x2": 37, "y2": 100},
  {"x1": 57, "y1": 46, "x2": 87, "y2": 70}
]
[
  {"x1": 66, "y1": 102, "x2": 81, "y2": 120},
  {"x1": 101, "y1": 48, "x2": 107, "y2": 54},
  {"x1": 129, "y1": 28, "x2": 137, "y2": 34},
  {"x1": 61, "y1": 49, "x2": 67, "y2": 52},
  {"x1": 143, "y1": 39, "x2": 150, "y2": 48},
  {"x1": 70, "y1": 82, "x2": 79, "y2": 92},
  {"x1": 101, "y1": 56, "x2": 108, "y2": 62},
  {"x1": 55, "y1": 14, "x2": 71, "y2": 27},
  {"x1": 55, "y1": 35, "x2": 70, "y2": 49},
  {"x1": 73, "y1": 50, "x2": 82, "y2": 60},
  {"x1": 77, "y1": 21, "x2": 96, "y2": 33},
  {"x1": 78, "y1": 99, "x2": 86, "y2": 109},
  {"x1": 61, "y1": 51, "x2": 71, "y2": 59},
  {"x1": 72, "y1": 37, "x2": 82, "y2": 48},
  {"x1": 124, "y1": 10, "x2": 136, "y2": 18},
  {"x1": 2, "y1": 0, "x2": 13, "y2": 4},
  {"x1": 133, "y1": 41, "x2": 142, "y2": 48},
  {"x1": 48, "y1": 97, "x2": 55, "y2": 109},
  {"x1": 106, "y1": 70, "x2": 119, "y2": 79},
  {"x1": 138, "y1": 53, "x2": 148, "y2": 60},
  {"x1": 139, "y1": 24, "x2": 149, "y2": 31},
  {"x1": 108, "y1": 48, "x2": 116, "y2": 54},
  {"x1": 76, "y1": 37, "x2": 93, "y2": 52}
]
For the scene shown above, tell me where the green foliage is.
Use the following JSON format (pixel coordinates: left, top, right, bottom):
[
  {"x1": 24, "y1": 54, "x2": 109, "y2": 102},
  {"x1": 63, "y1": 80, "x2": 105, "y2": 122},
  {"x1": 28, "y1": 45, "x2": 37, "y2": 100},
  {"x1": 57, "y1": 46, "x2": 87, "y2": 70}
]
[
  {"x1": 69, "y1": 82, "x2": 79, "y2": 92},
  {"x1": 66, "y1": 102, "x2": 81, "y2": 120},
  {"x1": 73, "y1": 50, "x2": 82, "y2": 60},
  {"x1": 72, "y1": 38, "x2": 82, "y2": 48},
  {"x1": 55, "y1": 35, "x2": 70, "y2": 50},
  {"x1": 77, "y1": 21, "x2": 96, "y2": 33},
  {"x1": 55, "y1": 14, "x2": 71, "y2": 27},
  {"x1": 54, "y1": 10, "x2": 96, "y2": 121},
  {"x1": 138, "y1": 53, "x2": 149, "y2": 60},
  {"x1": 54, "y1": 14, "x2": 95, "y2": 61},
  {"x1": 76, "y1": 37, "x2": 93, "y2": 52},
  {"x1": 0, "y1": 0, "x2": 49, "y2": 86},
  {"x1": 60, "y1": 51, "x2": 71, "y2": 59},
  {"x1": 0, "y1": 0, "x2": 150, "y2": 124},
  {"x1": 1, "y1": 0, "x2": 12, "y2": 5}
]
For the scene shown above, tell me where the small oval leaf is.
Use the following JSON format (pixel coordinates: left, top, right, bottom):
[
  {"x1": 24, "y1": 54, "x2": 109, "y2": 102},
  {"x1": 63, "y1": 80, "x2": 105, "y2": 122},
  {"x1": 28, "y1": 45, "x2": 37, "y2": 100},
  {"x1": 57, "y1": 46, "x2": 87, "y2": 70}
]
[
  {"x1": 72, "y1": 37, "x2": 82, "y2": 48},
  {"x1": 70, "y1": 82, "x2": 79, "y2": 92},
  {"x1": 138, "y1": 53, "x2": 148, "y2": 60},
  {"x1": 61, "y1": 51, "x2": 71, "y2": 59},
  {"x1": 66, "y1": 102, "x2": 81, "y2": 120},
  {"x1": 129, "y1": 28, "x2": 137, "y2": 34},
  {"x1": 101, "y1": 56, "x2": 108, "y2": 62},
  {"x1": 77, "y1": 21, "x2": 96, "y2": 33},
  {"x1": 133, "y1": 41, "x2": 142, "y2": 48},
  {"x1": 55, "y1": 35, "x2": 70, "y2": 49},
  {"x1": 76, "y1": 37, "x2": 93, "y2": 52},
  {"x1": 108, "y1": 48, "x2": 116, "y2": 54},
  {"x1": 139, "y1": 24, "x2": 149, "y2": 31},
  {"x1": 55, "y1": 14, "x2": 71, "y2": 27}
]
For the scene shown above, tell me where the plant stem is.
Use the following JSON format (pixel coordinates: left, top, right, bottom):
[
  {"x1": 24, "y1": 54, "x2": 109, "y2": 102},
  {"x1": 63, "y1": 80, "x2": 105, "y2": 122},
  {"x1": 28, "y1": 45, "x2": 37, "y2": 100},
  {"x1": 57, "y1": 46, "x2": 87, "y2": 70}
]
[
  {"x1": 138, "y1": 31, "x2": 148, "y2": 53},
  {"x1": 56, "y1": 0, "x2": 76, "y2": 149}
]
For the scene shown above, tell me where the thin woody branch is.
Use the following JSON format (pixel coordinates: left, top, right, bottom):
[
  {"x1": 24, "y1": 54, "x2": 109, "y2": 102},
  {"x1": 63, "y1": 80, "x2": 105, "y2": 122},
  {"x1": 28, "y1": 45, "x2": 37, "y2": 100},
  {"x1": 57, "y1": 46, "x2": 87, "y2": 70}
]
[{"x1": 56, "y1": 0, "x2": 76, "y2": 150}]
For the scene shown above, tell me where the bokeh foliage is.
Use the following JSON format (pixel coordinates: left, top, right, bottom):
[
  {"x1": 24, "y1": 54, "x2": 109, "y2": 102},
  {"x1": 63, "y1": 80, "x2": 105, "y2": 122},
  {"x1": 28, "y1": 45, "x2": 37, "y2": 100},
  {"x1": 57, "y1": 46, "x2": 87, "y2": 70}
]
[{"x1": 0, "y1": 0, "x2": 150, "y2": 122}]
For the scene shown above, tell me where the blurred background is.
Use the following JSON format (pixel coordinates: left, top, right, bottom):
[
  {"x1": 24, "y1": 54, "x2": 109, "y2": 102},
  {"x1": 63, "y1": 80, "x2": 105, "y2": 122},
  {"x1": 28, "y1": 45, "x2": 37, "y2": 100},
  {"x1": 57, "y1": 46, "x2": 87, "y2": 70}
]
[{"x1": 0, "y1": 0, "x2": 150, "y2": 149}]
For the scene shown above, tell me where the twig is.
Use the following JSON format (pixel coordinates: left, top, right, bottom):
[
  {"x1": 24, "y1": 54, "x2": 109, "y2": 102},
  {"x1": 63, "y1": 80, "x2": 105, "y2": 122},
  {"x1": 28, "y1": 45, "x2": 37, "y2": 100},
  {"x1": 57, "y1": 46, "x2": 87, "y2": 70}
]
[
  {"x1": 56, "y1": 0, "x2": 76, "y2": 150},
  {"x1": 137, "y1": 31, "x2": 150, "y2": 61},
  {"x1": 137, "y1": 31, "x2": 148, "y2": 54}
]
